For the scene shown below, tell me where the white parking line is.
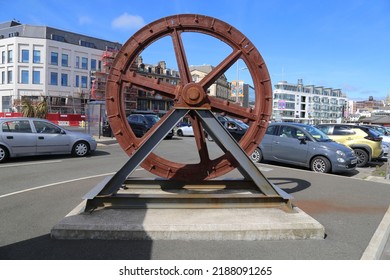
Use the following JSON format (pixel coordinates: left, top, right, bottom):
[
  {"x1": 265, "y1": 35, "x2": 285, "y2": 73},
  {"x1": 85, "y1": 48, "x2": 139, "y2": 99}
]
[
  {"x1": 0, "y1": 160, "x2": 63, "y2": 168},
  {"x1": 361, "y1": 205, "x2": 390, "y2": 260},
  {"x1": 0, "y1": 168, "x2": 145, "y2": 198}
]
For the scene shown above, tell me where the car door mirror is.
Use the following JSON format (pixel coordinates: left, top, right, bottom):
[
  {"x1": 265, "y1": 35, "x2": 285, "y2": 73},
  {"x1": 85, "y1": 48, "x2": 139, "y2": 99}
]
[{"x1": 298, "y1": 136, "x2": 307, "y2": 143}]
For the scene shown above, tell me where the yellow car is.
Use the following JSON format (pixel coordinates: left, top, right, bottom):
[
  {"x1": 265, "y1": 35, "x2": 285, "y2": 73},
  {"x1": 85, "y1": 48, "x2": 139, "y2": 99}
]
[{"x1": 315, "y1": 124, "x2": 383, "y2": 167}]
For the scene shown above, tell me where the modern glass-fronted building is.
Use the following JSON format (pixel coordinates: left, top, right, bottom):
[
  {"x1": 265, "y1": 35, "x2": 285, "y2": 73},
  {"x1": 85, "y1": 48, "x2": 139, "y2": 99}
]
[{"x1": 272, "y1": 79, "x2": 348, "y2": 124}]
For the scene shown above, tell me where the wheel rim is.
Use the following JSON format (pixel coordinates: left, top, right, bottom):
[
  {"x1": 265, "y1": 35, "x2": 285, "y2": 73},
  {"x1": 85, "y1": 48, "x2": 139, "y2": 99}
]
[
  {"x1": 312, "y1": 158, "x2": 326, "y2": 173},
  {"x1": 251, "y1": 149, "x2": 261, "y2": 162},
  {"x1": 106, "y1": 14, "x2": 272, "y2": 181},
  {"x1": 75, "y1": 143, "x2": 88, "y2": 156},
  {"x1": 0, "y1": 148, "x2": 5, "y2": 161},
  {"x1": 355, "y1": 150, "x2": 367, "y2": 165}
]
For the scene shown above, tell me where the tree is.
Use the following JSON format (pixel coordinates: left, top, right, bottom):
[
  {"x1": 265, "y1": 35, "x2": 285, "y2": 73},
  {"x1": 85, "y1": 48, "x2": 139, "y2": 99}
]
[{"x1": 21, "y1": 97, "x2": 48, "y2": 118}]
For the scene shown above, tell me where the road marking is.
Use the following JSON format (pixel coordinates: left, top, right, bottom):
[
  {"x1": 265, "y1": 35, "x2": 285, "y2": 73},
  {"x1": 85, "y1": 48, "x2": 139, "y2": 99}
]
[
  {"x1": 0, "y1": 160, "x2": 63, "y2": 168},
  {"x1": 0, "y1": 168, "x2": 145, "y2": 199},
  {"x1": 361, "y1": 205, "x2": 390, "y2": 259},
  {"x1": 258, "y1": 166, "x2": 273, "y2": 172}
]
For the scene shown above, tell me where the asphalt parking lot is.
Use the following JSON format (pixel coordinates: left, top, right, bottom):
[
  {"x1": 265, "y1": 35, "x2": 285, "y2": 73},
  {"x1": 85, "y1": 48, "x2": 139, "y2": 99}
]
[{"x1": 1, "y1": 134, "x2": 389, "y2": 261}]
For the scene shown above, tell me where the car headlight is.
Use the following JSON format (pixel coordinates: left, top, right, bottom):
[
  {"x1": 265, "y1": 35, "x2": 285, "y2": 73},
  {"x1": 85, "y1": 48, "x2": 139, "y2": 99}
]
[{"x1": 336, "y1": 150, "x2": 346, "y2": 157}]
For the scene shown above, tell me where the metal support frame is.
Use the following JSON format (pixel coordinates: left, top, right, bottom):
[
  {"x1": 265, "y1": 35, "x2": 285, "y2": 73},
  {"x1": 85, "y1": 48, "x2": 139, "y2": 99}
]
[{"x1": 84, "y1": 109, "x2": 292, "y2": 212}]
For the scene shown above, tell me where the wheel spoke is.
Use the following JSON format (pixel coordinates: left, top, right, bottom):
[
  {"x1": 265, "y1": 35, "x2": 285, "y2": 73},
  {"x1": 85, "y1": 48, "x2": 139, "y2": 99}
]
[
  {"x1": 208, "y1": 95, "x2": 257, "y2": 122},
  {"x1": 171, "y1": 29, "x2": 192, "y2": 85},
  {"x1": 200, "y1": 49, "x2": 242, "y2": 90},
  {"x1": 121, "y1": 71, "x2": 177, "y2": 99},
  {"x1": 189, "y1": 112, "x2": 211, "y2": 166}
]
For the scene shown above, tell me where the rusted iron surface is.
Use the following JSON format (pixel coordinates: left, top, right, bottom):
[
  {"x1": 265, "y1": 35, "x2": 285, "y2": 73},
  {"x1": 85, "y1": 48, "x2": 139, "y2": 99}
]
[{"x1": 106, "y1": 14, "x2": 272, "y2": 182}]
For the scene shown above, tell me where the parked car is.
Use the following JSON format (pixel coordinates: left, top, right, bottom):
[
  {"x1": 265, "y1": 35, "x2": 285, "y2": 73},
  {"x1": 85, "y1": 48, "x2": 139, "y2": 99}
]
[
  {"x1": 0, "y1": 117, "x2": 97, "y2": 163},
  {"x1": 127, "y1": 113, "x2": 174, "y2": 139},
  {"x1": 360, "y1": 125, "x2": 390, "y2": 157},
  {"x1": 315, "y1": 123, "x2": 383, "y2": 167},
  {"x1": 360, "y1": 124, "x2": 390, "y2": 136},
  {"x1": 221, "y1": 119, "x2": 249, "y2": 142},
  {"x1": 250, "y1": 123, "x2": 357, "y2": 173},
  {"x1": 176, "y1": 124, "x2": 194, "y2": 137}
]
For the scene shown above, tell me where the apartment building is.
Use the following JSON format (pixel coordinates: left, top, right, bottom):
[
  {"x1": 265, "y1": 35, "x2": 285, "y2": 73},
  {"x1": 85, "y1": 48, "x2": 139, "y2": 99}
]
[
  {"x1": 272, "y1": 79, "x2": 348, "y2": 124},
  {"x1": 0, "y1": 20, "x2": 121, "y2": 114}
]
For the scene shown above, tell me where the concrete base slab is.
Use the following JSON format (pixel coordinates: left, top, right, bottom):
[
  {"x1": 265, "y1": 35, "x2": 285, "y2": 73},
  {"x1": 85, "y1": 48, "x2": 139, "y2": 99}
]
[{"x1": 51, "y1": 201, "x2": 325, "y2": 240}]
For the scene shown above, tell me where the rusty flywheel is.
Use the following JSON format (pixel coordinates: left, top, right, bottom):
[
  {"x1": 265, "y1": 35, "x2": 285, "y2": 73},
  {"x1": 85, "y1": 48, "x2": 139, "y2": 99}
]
[{"x1": 106, "y1": 14, "x2": 272, "y2": 182}]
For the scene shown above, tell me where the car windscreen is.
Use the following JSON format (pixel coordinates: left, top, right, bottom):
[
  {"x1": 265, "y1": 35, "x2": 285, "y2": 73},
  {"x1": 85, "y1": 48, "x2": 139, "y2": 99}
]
[
  {"x1": 302, "y1": 125, "x2": 332, "y2": 142},
  {"x1": 144, "y1": 115, "x2": 160, "y2": 125}
]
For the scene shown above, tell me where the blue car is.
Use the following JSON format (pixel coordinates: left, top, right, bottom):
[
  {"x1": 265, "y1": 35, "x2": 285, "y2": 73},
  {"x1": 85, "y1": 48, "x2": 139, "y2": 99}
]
[{"x1": 250, "y1": 122, "x2": 357, "y2": 173}]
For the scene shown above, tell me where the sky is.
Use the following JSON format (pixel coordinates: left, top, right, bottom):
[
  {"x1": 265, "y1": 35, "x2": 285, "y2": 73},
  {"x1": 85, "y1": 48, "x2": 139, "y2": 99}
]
[{"x1": 1, "y1": 0, "x2": 389, "y2": 101}]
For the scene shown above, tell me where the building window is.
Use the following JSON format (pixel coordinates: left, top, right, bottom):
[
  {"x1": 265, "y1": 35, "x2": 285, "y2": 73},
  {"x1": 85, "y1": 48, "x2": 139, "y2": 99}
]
[
  {"x1": 61, "y1": 73, "x2": 68, "y2": 86},
  {"x1": 21, "y1": 70, "x2": 29, "y2": 84},
  {"x1": 75, "y1": 75, "x2": 79, "y2": 87},
  {"x1": 51, "y1": 52, "x2": 58, "y2": 65},
  {"x1": 21, "y1": 50, "x2": 29, "y2": 63},
  {"x1": 79, "y1": 40, "x2": 95, "y2": 48},
  {"x1": 51, "y1": 34, "x2": 65, "y2": 42},
  {"x1": 61, "y1": 54, "x2": 68, "y2": 67},
  {"x1": 75, "y1": 56, "x2": 80, "y2": 68},
  {"x1": 50, "y1": 72, "x2": 58, "y2": 85},
  {"x1": 81, "y1": 76, "x2": 88, "y2": 88},
  {"x1": 7, "y1": 70, "x2": 12, "y2": 83},
  {"x1": 91, "y1": 59, "x2": 97, "y2": 71},
  {"x1": 7, "y1": 50, "x2": 13, "y2": 63},
  {"x1": 1, "y1": 71, "x2": 5, "y2": 84},
  {"x1": 1, "y1": 51, "x2": 5, "y2": 64},
  {"x1": 33, "y1": 70, "x2": 40, "y2": 84},
  {"x1": 81, "y1": 57, "x2": 88, "y2": 70},
  {"x1": 33, "y1": 50, "x2": 41, "y2": 63},
  {"x1": 2, "y1": 96, "x2": 12, "y2": 112}
]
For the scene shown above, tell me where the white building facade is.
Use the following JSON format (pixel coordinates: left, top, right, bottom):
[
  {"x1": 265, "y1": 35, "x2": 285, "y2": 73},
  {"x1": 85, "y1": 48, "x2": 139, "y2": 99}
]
[
  {"x1": 0, "y1": 21, "x2": 121, "y2": 114},
  {"x1": 272, "y1": 79, "x2": 348, "y2": 124}
]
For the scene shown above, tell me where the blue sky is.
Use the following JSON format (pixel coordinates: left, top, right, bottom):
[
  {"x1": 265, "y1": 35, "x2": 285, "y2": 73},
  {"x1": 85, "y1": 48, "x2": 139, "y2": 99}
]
[{"x1": 1, "y1": 0, "x2": 389, "y2": 100}]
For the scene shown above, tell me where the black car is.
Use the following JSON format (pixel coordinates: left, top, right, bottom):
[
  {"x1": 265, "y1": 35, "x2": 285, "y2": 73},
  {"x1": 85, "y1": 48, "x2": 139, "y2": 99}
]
[
  {"x1": 220, "y1": 119, "x2": 249, "y2": 141},
  {"x1": 127, "y1": 114, "x2": 173, "y2": 139},
  {"x1": 205, "y1": 118, "x2": 248, "y2": 142}
]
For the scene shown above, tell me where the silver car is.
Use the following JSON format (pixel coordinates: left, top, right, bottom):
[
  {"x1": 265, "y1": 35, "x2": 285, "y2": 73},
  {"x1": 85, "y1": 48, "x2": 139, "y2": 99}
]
[
  {"x1": 0, "y1": 117, "x2": 97, "y2": 163},
  {"x1": 250, "y1": 122, "x2": 357, "y2": 173}
]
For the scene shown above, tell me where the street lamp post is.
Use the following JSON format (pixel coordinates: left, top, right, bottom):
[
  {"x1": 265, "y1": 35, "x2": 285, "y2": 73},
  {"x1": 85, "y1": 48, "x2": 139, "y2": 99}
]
[{"x1": 236, "y1": 62, "x2": 248, "y2": 105}]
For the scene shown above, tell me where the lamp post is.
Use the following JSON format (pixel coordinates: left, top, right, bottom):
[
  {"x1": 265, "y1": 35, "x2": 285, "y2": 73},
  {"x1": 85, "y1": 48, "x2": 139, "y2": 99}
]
[{"x1": 235, "y1": 62, "x2": 248, "y2": 105}]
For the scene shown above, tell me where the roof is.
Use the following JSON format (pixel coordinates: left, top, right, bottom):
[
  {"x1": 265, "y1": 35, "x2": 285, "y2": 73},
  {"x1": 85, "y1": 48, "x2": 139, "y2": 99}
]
[{"x1": 361, "y1": 115, "x2": 390, "y2": 125}]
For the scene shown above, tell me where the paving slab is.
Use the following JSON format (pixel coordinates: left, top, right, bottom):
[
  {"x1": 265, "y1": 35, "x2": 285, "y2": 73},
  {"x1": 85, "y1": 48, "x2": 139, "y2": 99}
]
[{"x1": 51, "y1": 201, "x2": 325, "y2": 240}]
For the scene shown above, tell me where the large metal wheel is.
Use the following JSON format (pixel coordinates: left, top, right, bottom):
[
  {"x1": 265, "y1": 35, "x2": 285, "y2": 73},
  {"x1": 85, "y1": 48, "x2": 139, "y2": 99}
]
[{"x1": 106, "y1": 14, "x2": 272, "y2": 182}]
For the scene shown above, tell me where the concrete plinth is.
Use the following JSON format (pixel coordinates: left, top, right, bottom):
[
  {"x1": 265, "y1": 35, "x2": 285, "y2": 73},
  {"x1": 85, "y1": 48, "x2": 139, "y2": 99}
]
[{"x1": 51, "y1": 201, "x2": 325, "y2": 240}]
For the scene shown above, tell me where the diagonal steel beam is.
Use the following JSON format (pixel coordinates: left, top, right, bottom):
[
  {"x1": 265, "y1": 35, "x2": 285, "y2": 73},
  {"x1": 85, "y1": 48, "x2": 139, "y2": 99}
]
[
  {"x1": 84, "y1": 109, "x2": 189, "y2": 199},
  {"x1": 196, "y1": 110, "x2": 291, "y2": 199}
]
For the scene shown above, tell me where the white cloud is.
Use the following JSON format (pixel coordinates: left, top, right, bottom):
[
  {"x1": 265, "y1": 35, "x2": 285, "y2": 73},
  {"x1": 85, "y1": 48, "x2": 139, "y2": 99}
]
[{"x1": 111, "y1": 13, "x2": 145, "y2": 30}]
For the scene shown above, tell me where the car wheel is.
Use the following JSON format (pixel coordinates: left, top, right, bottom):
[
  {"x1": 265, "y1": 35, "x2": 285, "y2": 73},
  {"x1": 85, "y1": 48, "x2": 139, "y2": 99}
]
[
  {"x1": 177, "y1": 129, "x2": 183, "y2": 137},
  {"x1": 0, "y1": 145, "x2": 9, "y2": 163},
  {"x1": 204, "y1": 132, "x2": 213, "y2": 141},
  {"x1": 354, "y1": 148, "x2": 369, "y2": 167},
  {"x1": 311, "y1": 156, "x2": 331, "y2": 173},
  {"x1": 72, "y1": 141, "x2": 90, "y2": 157},
  {"x1": 250, "y1": 148, "x2": 262, "y2": 163}
]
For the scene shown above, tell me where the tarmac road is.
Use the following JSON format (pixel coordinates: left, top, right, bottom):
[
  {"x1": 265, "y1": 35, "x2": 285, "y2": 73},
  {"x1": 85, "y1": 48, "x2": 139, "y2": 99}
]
[{"x1": 0, "y1": 137, "x2": 389, "y2": 260}]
